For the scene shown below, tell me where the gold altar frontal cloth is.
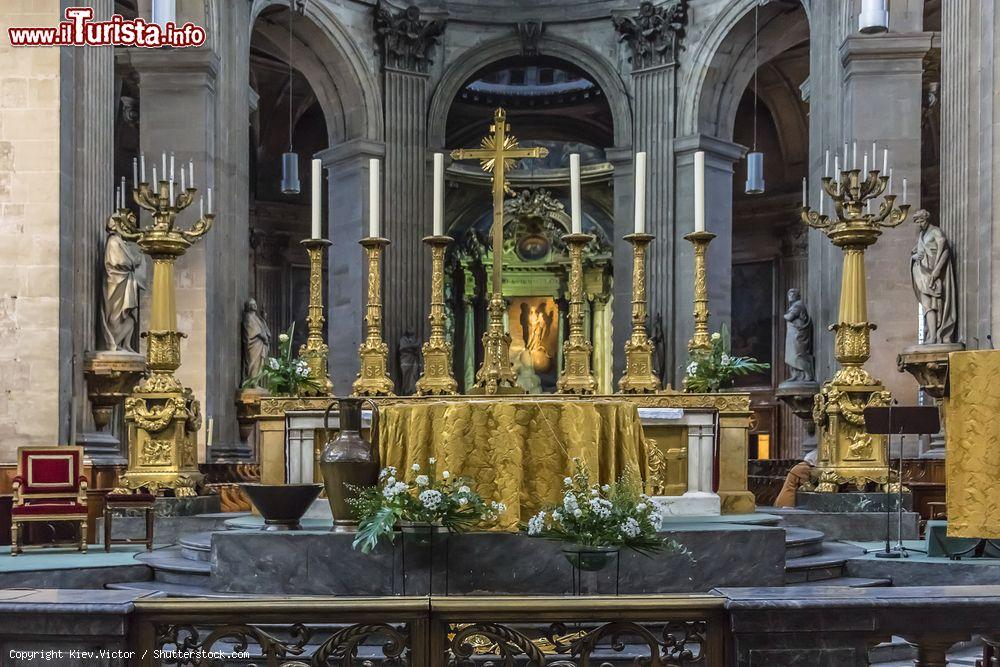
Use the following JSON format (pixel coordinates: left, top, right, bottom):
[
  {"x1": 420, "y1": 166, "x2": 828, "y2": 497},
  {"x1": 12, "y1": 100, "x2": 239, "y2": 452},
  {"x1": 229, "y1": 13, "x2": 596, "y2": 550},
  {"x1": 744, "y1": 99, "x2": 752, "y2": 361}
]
[
  {"x1": 378, "y1": 398, "x2": 649, "y2": 531},
  {"x1": 946, "y1": 350, "x2": 1000, "y2": 538}
]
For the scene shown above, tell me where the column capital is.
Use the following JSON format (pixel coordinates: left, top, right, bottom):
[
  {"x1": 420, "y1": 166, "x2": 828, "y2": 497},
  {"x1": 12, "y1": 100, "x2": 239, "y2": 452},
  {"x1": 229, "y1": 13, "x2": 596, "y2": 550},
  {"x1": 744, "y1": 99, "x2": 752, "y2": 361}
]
[
  {"x1": 840, "y1": 32, "x2": 935, "y2": 71},
  {"x1": 674, "y1": 134, "x2": 746, "y2": 167},
  {"x1": 128, "y1": 48, "x2": 220, "y2": 81},
  {"x1": 316, "y1": 139, "x2": 386, "y2": 171}
]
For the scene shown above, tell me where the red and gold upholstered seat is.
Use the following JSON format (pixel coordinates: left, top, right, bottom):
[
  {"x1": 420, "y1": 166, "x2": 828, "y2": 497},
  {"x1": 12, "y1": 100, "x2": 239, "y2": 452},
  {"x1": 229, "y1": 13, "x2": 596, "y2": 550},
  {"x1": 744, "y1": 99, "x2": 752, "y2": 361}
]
[{"x1": 11, "y1": 446, "x2": 88, "y2": 555}]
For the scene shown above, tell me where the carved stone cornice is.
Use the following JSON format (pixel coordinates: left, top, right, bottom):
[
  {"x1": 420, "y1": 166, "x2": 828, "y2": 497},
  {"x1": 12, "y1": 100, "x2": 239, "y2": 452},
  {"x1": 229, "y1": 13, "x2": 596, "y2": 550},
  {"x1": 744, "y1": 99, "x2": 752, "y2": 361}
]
[
  {"x1": 613, "y1": 0, "x2": 689, "y2": 70},
  {"x1": 374, "y1": 4, "x2": 446, "y2": 73}
]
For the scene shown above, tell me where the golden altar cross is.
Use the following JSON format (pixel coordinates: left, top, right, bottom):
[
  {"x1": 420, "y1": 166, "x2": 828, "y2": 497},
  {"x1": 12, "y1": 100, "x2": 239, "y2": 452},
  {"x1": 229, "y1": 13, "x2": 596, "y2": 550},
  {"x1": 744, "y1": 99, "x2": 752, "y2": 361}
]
[{"x1": 450, "y1": 108, "x2": 549, "y2": 394}]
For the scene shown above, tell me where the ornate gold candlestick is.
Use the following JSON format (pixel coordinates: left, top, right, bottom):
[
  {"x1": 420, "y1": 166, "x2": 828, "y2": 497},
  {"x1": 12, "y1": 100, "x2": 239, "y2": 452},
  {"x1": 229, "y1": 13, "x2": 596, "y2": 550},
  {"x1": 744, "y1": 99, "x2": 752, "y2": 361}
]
[
  {"x1": 802, "y1": 167, "x2": 909, "y2": 491},
  {"x1": 684, "y1": 230, "x2": 716, "y2": 352},
  {"x1": 299, "y1": 238, "x2": 334, "y2": 395},
  {"x1": 111, "y1": 177, "x2": 213, "y2": 496},
  {"x1": 557, "y1": 233, "x2": 598, "y2": 394},
  {"x1": 352, "y1": 237, "x2": 395, "y2": 396},
  {"x1": 618, "y1": 232, "x2": 660, "y2": 393},
  {"x1": 416, "y1": 235, "x2": 459, "y2": 395}
]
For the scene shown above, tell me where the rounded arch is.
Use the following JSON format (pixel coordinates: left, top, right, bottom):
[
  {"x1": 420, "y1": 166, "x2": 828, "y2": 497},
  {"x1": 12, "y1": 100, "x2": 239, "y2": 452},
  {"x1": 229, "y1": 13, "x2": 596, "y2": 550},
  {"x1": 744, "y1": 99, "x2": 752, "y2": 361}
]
[
  {"x1": 250, "y1": 0, "x2": 383, "y2": 145},
  {"x1": 678, "y1": 0, "x2": 809, "y2": 140},
  {"x1": 428, "y1": 35, "x2": 632, "y2": 149}
]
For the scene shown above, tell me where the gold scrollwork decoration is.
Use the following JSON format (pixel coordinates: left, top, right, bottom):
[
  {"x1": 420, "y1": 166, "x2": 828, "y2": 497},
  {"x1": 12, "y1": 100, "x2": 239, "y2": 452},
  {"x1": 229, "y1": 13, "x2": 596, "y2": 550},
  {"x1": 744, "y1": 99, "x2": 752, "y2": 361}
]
[{"x1": 125, "y1": 396, "x2": 180, "y2": 433}]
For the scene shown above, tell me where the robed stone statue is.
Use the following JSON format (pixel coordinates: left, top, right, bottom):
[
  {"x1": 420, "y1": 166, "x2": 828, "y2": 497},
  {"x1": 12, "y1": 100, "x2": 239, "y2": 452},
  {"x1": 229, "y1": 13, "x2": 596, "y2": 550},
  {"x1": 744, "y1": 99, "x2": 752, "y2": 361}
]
[
  {"x1": 242, "y1": 299, "x2": 271, "y2": 386},
  {"x1": 782, "y1": 288, "x2": 814, "y2": 382},
  {"x1": 100, "y1": 219, "x2": 144, "y2": 352},
  {"x1": 397, "y1": 328, "x2": 422, "y2": 395},
  {"x1": 910, "y1": 209, "x2": 958, "y2": 344}
]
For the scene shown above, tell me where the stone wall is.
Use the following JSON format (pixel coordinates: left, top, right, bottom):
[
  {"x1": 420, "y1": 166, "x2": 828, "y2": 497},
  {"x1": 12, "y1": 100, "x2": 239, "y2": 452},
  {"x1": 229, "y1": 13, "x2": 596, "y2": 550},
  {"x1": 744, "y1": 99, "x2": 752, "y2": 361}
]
[{"x1": 0, "y1": 0, "x2": 63, "y2": 461}]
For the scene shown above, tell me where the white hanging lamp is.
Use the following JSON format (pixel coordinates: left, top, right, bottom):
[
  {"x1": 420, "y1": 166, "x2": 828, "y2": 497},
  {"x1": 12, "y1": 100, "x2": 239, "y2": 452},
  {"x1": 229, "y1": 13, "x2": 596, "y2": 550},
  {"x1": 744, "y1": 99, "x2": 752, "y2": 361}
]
[
  {"x1": 859, "y1": 0, "x2": 889, "y2": 34},
  {"x1": 745, "y1": 2, "x2": 765, "y2": 195},
  {"x1": 280, "y1": 0, "x2": 301, "y2": 195}
]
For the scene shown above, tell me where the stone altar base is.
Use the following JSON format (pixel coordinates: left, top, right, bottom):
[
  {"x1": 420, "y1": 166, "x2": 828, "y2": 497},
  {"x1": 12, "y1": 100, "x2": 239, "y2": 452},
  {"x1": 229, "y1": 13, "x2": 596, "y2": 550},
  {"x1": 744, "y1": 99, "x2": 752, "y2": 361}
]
[
  {"x1": 653, "y1": 492, "x2": 721, "y2": 519},
  {"x1": 796, "y1": 491, "x2": 912, "y2": 513},
  {"x1": 769, "y1": 506, "x2": 919, "y2": 542},
  {"x1": 210, "y1": 521, "x2": 785, "y2": 596}
]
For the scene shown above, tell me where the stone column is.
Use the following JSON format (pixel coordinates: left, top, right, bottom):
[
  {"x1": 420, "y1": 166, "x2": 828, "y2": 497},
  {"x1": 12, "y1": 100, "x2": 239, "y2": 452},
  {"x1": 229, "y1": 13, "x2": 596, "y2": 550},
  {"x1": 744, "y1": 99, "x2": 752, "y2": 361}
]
[
  {"x1": 318, "y1": 140, "x2": 385, "y2": 396},
  {"x1": 672, "y1": 135, "x2": 744, "y2": 380},
  {"x1": 63, "y1": 0, "x2": 116, "y2": 460},
  {"x1": 839, "y1": 30, "x2": 932, "y2": 403},
  {"x1": 940, "y1": 0, "x2": 998, "y2": 345},
  {"x1": 606, "y1": 147, "x2": 634, "y2": 384}
]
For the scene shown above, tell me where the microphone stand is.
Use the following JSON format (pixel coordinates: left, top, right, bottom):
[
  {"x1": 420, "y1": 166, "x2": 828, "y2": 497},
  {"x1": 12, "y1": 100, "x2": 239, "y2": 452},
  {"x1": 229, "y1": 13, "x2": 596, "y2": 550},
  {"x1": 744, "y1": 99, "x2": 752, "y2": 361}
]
[{"x1": 876, "y1": 402, "x2": 904, "y2": 558}]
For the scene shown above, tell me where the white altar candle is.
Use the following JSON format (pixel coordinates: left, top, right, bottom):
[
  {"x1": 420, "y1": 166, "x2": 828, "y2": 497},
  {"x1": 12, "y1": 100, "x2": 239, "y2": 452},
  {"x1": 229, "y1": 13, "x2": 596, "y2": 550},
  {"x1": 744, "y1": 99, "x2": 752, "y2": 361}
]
[
  {"x1": 115, "y1": 186, "x2": 120, "y2": 210},
  {"x1": 369, "y1": 158, "x2": 380, "y2": 238},
  {"x1": 120, "y1": 177, "x2": 126, "y2": 208},
  {"x1": 161, "y1": 152, "x2": 166, "y2": 182},
  {"x1": 888, "y1": 168, "x2": 893, "y2": 195},
  {"x1": 801, "y1": 177, "x2": 807, "y2": 208},
  {"x1": 311, "y1": 158, "x2": 322, "y2": 239},
  {"x1": 188, "y1": 160, "x2": 194, "y2": 188},
  {"x1": 433, "y1": 152, "x2": 444, "y2": 236},
  {"x1": 863, "y1": 152, "x2": 868, "y2": 174},
  {"x1": 871, "y1": 142, "x2": 877, "y2": 167},
  {"x1": 207, "y1": 186, "x2": 212, "y2": 214},
  {"x1": 152, "y1": 167, "x2": 157, "y2": 188},
  {"x1": 882, "y1": 148, "x2": 888, "y2": 175},
  {"x1": 694, "y1": 150, "x2": 706, "y2": 233},
  {"x1": 140, "y1": 153, "x2": 146, "y2": 182},
  {"x1": 132, "y1": 158, "x2": 138, "y2": 189},
  {"x1": 570, "y1": 153, "x2": 582, "y2": 234},
  {"x1": 824, "y1": 149, "x2": 830, "y2": 178},
  {"x1": 819, "y1": 183, "x2": 824, "y2": 216},
  {"x1": 633, "y1": 152, "x2": 646, "y2": 234},
  {"x1": 852, "y1": 142, "x2": 857, "y2": 170},
  {"x1": 902, "y1": 177, "x2": 908, "y2": 204},
  {"x1": 842, "y1": 142, "x2": 848, "y2": 169},
  {"x1": 169, "y1": 152, "x2": 175, "y2": 182},
  {"x1": 180, "y1": 164, "x2": 186, "y2": 192},
  {"x1": 199, "y1": 197, "x2": 204, "y2": 219}
]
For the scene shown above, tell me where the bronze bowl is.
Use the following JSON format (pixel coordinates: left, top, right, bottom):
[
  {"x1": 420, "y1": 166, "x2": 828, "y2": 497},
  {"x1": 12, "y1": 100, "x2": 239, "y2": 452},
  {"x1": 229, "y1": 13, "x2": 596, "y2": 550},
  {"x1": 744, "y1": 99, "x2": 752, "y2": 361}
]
[{"x1": 241, "y1": 483, "x2": 323, "y2": 531}]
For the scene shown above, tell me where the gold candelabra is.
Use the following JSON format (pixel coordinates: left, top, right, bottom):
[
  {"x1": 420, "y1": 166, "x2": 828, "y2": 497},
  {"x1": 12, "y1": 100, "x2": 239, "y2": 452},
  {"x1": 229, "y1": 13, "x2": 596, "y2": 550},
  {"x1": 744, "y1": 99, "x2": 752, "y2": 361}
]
[
  {"x1": 557, "y1": 233, "x2": 597, "y2": 394},
  {"x1": 299, "y1": 238, "x2": 333, "y2": 395},
  {"x1": 352, "y1": 237, "x2": 395, "y2": 396},
  {"x1": 685, "y1": 230, "x2": 716, "y2": 352},
  {"x1": 110, "y1": 176, "x2": 213, "y2": 496},
  {"x1": 416, "y1": 235, "x2": 459, "y2": 395},
  {"x1": 618, "y1": 232, "x2": 660, "y2": 393},
  {"x1": 802, "y1": 166, "x2": 909, "y2": 492}
]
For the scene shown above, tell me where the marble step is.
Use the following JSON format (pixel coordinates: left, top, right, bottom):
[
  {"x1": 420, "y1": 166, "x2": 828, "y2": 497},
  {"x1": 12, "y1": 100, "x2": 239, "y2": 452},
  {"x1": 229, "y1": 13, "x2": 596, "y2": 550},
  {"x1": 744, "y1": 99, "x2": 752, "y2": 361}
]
[
  {"x1": 785, "y1": 542, "x2": 866, "y2": 584},
  {"x1": 783, "y1": 527, "x2": 825, "y2": 559},
  {"x1": 106, "y1": 580, "x2": 238, "y2": 598},
  {"x1": 786, "y1": 576, "x2": 892, "y2": 588},
  {"x1": 135, "y1": 546, "x2": 211, "y2": 586},
  {"x1": 178, "y1": 532, "x2": 213, "y2": 562}
]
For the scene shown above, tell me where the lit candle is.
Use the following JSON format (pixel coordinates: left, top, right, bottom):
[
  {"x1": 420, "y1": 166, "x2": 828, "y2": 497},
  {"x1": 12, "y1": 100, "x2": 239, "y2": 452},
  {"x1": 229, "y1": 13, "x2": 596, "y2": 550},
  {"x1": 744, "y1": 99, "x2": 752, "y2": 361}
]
[
  {"x1": 132, "y1": 158, "x2": 138, "y2": 189},
  {"x1": 207, "y1": 187, "x2": 212, "y2": 214},
  {"x1": 633, "y1": 152, "x2": 646, "y2": 234},
  {"x1": 311, "y1": 158, "x2": 321, "y2": 239},
  {"x1": 369, "y1": 158, "x2": 380, "y2": 238},
  {"x1": 139, "y1": 152, "x2": 146, "y2": 182},
  {"x1": 433, "y1": 152, "x2": 444, "y2": 236},
  {"x1": 824, "y1": 149, "x2": 830, "y2": 178},
  {"x1": 801, "y1": 177, "x2": 807, "y2": 207},
  {"x1": 694, "y1": 150, "x2": 706, "y2": 233},
  {"x1": 570, "y1": 153, "x2": 582, "y2": 234},
  {"x1": 882, "y1": 148, "x2": 888, "y2": 175}
]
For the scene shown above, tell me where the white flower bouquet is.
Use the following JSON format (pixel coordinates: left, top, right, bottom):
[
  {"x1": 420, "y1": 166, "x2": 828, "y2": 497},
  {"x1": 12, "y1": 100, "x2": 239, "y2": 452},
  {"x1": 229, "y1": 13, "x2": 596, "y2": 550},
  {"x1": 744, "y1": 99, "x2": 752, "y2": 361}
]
[
  {"x1": 243, "y1": 322, "x2": 321, "y2": 396},
  {"x1": 348, "y1": 458, "x2": 503, "y2": 553}
]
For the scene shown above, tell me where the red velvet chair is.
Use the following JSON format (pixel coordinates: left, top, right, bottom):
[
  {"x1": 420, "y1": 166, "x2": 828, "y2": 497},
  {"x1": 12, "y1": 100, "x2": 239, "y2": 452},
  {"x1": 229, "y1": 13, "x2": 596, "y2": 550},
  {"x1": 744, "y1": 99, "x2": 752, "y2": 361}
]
[{"x1": 11, "y1": 446, "x2": 88, "y2": 555}]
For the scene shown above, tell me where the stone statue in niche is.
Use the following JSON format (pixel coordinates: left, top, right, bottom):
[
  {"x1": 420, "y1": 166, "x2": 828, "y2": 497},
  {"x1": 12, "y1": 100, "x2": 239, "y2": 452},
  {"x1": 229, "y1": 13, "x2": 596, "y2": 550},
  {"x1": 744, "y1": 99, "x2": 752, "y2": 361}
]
[
  {"x1": 910, "y1": 209, "x2": 958, "y2": 345},
  {"x1": 782, "y1": 288, "x2": 814, "y2": 382},
  {"x1": 650, "y1": 313, "x2": 665, "y2": 383},
  {"x1": 100, "y1": 218, "x2": 144, "y2": 352},
  {"x1": 397, "y1": 328, "x2": 422, "y2": 395},
  {"x1": 242, "y1": 298, "x2": 271, "y2": 387}
]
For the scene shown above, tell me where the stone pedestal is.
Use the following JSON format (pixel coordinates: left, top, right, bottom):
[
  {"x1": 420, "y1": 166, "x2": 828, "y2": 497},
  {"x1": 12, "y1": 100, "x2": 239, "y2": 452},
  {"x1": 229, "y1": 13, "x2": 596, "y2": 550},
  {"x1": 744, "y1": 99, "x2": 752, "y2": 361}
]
[
  {"x1": 898, "y1": 342, "x2": 964, "y2": 458},
  {"x1": 796, "y1": 491, "x2": 913, "y2": 513},
  {"x1": 82, "y1": 351, "x2": 146, "y2": 465},
  {"x1": 776, "y1": 380, "x2": 820, "y2": 454}
]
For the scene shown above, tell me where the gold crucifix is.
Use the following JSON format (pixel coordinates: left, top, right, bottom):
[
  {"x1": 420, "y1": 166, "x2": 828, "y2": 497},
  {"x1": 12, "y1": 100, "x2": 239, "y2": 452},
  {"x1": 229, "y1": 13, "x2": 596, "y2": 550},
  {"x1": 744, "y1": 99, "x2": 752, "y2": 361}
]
[{"x1": 450, "y1": 108, "x2": 548, "y2": 394}]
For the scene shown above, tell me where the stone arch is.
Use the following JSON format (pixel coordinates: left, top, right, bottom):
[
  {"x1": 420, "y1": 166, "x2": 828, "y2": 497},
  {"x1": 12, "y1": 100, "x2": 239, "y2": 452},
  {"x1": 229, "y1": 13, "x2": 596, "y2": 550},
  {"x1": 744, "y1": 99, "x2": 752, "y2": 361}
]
[
  {"x1": 679, "y1": 0, "x2": 809, "y2": 141},
  {"x1": 250, "y1": 0, "x2": 383, "y2": 145},
  {"x1": 427, "y1": 34, "x2": 632, "y2": 149}
]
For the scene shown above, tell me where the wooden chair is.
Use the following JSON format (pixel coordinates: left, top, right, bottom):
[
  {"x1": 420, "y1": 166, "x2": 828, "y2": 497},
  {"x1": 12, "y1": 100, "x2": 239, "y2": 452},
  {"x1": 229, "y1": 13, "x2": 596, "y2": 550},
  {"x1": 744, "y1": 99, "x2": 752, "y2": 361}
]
[
  {"x1": 11, "y1": 446, "x2": 88, "y2": 556},
  {"x1": 103, "y1": 492, "x2": 156, "y2": 552}
]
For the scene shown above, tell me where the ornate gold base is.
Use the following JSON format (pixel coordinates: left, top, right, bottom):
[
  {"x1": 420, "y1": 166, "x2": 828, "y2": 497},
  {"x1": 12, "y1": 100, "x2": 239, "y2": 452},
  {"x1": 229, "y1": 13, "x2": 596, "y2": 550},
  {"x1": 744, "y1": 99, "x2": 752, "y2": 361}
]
[
  {"x1": 416, "y1": 342, "x2": 459, "y2": 395},
  {"x1": 299, "y1": 343, "x2": 334, "y2": 396},
  {"x1": 472, "y1": 293, "x2": 523, "y2": 395},
  {"x1": 121, "y1": 385, "x2": 204, "y2": 496},
  {"x1": 558, "y1": 340, "x2": 598, "y2": 394},
  {"x1": 352, "y1": 342, "x2": 396, "y2": 396},
  {"x1": 619, "y1": 339, "x2": 660, "y2": 394}
]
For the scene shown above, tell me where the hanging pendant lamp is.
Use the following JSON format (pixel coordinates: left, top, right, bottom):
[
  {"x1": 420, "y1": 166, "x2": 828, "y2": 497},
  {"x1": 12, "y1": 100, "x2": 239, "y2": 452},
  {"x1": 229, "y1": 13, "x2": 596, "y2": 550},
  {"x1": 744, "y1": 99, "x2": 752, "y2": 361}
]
[
  {"x1": 280, "y1": 0, "x2": 301, "y2": 195},
  {"x1": 745, "y1": 2, "x2": 765, "y2": 195},
  {"x1": 859, "y1": 0, "x2": 889, "y2": 34}
]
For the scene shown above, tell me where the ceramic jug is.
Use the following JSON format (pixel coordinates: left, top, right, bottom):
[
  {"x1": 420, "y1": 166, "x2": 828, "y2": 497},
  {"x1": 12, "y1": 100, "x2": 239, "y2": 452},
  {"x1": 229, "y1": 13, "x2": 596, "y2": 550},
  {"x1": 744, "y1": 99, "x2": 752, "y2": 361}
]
[{"x1": 319, "y1": 397, "x2": 380, "y2": 527}]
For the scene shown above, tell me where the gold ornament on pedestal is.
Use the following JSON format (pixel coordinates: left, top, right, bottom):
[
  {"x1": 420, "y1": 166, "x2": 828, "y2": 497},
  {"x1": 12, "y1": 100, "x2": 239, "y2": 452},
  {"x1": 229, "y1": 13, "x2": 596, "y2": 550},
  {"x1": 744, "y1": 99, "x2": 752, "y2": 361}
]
[
  {"x1": 618, "y1": 233, "x2": 660, "y2": 393},
  {"x1": 110, "y1": 169, "x2": 214, "y2": 496},
  {"x1": 557, "y1": 233, "x2": 598, "y2": 394},
  {"x1": 352, "y1": 237, "x2": 395, "y2": 396},
  {"x1": 801, "y1": 164, "x2": 909, "y2": 492},
  {"x1": 450, "y1": 108, "x2": 548, "y2": 395},
  {"x1": 298, "y1": 238, "x2": 334, "y2": 395},
  {"x1": 416, "y1": 235, "x2": 459, "y2": 395},
  {"x1": 685, "y1": 230, "x2": 716, "y2": 352}
]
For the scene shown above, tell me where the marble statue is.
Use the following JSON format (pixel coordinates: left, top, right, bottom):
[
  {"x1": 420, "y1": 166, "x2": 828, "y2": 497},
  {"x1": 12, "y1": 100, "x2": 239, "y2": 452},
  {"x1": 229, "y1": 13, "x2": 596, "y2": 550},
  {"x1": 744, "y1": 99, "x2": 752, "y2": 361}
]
[
  {"x1": 910, "y1": 209, "x2": 958, "y2": 344},
  {"x1": 397, "y1": 328, "x2": 422, "y2": 395},
  {"x1": 782, "y1": 288, "x2": 814, "y2": 382},
  {"x1": 242, "y1": 299, "x2": 271, "y2": 386},
  {"x1": 514, "y1": 350, "x2": 542, "y2": 394},
  {"x1": 100, "y1": 219, "x2": 144, "y2": 352},
  {"x1": 650, "y1": 314, "x2": 665, "y2": 383}
]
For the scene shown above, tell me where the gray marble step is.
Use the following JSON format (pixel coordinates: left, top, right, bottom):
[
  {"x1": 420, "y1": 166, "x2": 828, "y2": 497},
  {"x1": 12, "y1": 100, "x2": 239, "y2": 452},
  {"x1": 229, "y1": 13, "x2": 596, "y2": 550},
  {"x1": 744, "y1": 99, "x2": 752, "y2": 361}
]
[
  {"x1": 785, "y1": 542, "x2": 866, "y2": 584},
  {"x1": 783, "y1": 527, "x2": 825, "y2": 559},
  {"x1": 135, "y1": 546, "x2": 211, "y2": 586},
  {"x1": 178, "y1": 532, "x2": 213, "y2": 562},
  {"x1": 786, "y1": 576, "x2": 892, "y2": 589},
  {"x1": 106, "y1": 580, "x2": 238, "y2": 598}
]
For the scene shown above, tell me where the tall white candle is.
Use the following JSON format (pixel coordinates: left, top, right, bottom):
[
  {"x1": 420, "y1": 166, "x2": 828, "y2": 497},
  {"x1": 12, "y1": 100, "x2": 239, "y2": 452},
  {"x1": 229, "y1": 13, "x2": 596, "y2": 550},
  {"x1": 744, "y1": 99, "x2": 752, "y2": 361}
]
[
  {"x1": 902, "y1": 177, "x2": 908, "y2": 204},
  {"x1": 152, "y1": 167, "x2": 157, "y2": 188},
  {"x1": 433, "y1": 153, "x2": 444, "y2": 236},
  {"x1": 207, "y1": 187, "x2": 212, "y2": 214},
  {"x1": 882, "y1": 148, "x2": 888, "y2": 175},
  {"x1": 120, "y1": 176, "x2": 126, "y2": 208},
  {"x1": 819, "y1": 184, "x2": 824, "y2": 216},
  {"x1": 852, "y1": 142, "x2": 857, "y2": 170},
  {"x1": 834, "y1": 155, "x2": 839, "y2": 177},
  {"x1": 694, "y1": 150, "x2": 706, "y2": 233},
  {"x1": 161, "y1": 152, "x2": 166, "y2": 182},
  {"x1": 199, "y1": 197, "x2": 204, "y2": 219},
  {"x1": 824, "y1": 149, "x2": 830, "y2": 178},
  {"x1": 180, "y1": 164, "x2": 186, "y2": 192},
  {"x1": 570, "y1": 153, "x2": 582, "y2": 234},
  {"x1": 140, "y1": 153, "x2": 146, "y2": 182},
  {"x1": 863, "y1": 152, "x2": 868, "y2": 174},
  {"x1": 311, "y1": 158, "x2": 322, "y2": 239},
  {"x1": 115, "y1": 186, "x2": 121, "y2": 210},
  {"x1": 132, "y1": 158, "x2": 138, "y2": 189},
  {"x1": 633, "y1": 152, "x2": 647, "y2": 234},
  {"x1": 871, "y1": 142, "x2": 877, "y2": 166},
  {"x1": 888, "y1": 168, "x2": 893, "y2": 195},
  {"x1": 842, "y1": 142, "x2": 848, "y2": 169},
  {"x1": 369, "y1": 158, "x2": 380, "y2": 238},
  {"x1": 169, "y1": 175, "x2": 174, "y2": 203},
  {"x1": 188, "y1": 160, "x2": 194, "y2": 188},
  {"x1": 169, "y1": 152, "x2": 175, "y2": 182},
  {"x1": 801, "y1": 177, "x2": 807, "y2": 207}
]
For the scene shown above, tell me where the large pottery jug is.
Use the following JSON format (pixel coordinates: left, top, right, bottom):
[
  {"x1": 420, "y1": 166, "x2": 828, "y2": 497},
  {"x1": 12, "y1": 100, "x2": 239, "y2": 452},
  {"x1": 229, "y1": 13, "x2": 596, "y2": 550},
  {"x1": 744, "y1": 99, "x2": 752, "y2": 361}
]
[{"x1": 319, "y1": 397, "x2": 380, "y2": 528}]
